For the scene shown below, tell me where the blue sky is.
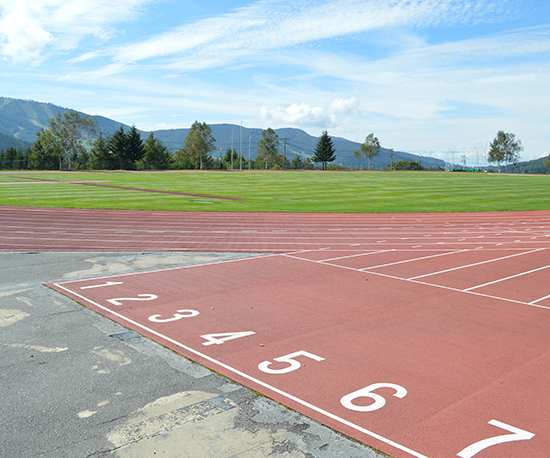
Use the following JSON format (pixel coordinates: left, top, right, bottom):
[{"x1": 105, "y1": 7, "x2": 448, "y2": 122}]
[{"x1": 1, "y1": 0, "x2": 549, "y2": 162}]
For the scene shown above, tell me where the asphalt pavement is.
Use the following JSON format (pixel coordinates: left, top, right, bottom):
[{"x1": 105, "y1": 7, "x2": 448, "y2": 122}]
[{"x1": 0, "y1": 251, "x2": 384, "y2": 458}]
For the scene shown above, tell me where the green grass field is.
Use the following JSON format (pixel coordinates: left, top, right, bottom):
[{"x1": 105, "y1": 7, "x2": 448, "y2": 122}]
[{"x1": 0, "y1": 170, "x2": 549, "y2": 213}]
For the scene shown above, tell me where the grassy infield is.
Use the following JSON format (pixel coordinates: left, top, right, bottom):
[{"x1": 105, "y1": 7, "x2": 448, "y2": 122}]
[{"x1": 0, "y1": 170, "x2": 549, "y2": 213}]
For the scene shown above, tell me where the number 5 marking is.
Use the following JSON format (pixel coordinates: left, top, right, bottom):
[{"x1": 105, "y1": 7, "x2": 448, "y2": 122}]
[
  {"x1": 258, "y1": 351, "x2": 324, "y2": 374},
  {"x1": 457, "y1": 420, "x2": 535, "y2": 457},
  {"x1": 340, "y1": 383, "x2": 407, "y2": 412},
  {"x1": 148, "y1": 309, "x2": 199, "y2": 322}
]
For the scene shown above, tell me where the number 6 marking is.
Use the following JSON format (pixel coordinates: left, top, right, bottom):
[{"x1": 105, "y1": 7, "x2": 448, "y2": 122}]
[
  {"x1": 258, "y1": 351, "x2": 324, "y2": 374},
  {"x1": 148, "y1": 309, "x2": 199, "y2": 322},
  {"x1": 457, "y1": 420, "x2": 534, "y2": 457},
  {"x1": 340, "y1": 383, "x2": 407, "y2": 412}
]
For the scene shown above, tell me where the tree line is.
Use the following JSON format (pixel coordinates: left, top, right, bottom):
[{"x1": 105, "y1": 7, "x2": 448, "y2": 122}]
[
  {"x1": 0, "y1": 112, "x2": 341, "y2": 171},
  {"x1": 1, "y1": 109, "x2": 544, "y2": 172}
]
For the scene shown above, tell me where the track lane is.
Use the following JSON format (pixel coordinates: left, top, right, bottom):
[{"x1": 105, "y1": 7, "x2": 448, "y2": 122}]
[
  {"x1": 49, "y1": 250, "x2": 550, "y2": 458},
  {"x1": 2, "y1": 206, "x2": 550, "y2": 252}
]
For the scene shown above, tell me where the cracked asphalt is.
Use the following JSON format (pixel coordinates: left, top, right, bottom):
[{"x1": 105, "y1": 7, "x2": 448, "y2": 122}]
[{"x1": 0, "y1": 252, "x2": 385, "y2": 458}]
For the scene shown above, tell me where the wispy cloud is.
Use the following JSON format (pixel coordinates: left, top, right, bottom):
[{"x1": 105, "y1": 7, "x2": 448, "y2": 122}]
[{"x1": 110, "y1": 0, "x2": 506, "y2": 66}]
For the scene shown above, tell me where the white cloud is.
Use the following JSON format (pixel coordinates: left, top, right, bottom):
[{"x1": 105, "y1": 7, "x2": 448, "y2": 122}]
[
  {"x1": 260, "y1": 97, "x2": 359, "y2": 128},
  {"x1": 0, "y1": 0, "x2": 151, "y2": 62},
  {"x1": 0, "y1": 1, "x2": 53, "y2": 62}
]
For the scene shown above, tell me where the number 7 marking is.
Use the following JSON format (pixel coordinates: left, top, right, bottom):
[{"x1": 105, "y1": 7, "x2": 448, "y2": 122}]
[{"x1": 457, "y1": 419, "x2": 535, "y2": 457}]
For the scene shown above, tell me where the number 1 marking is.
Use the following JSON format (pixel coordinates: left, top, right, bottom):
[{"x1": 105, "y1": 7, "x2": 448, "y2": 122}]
[
  {"x1": 81, "y1": 281, "x2": 123, "y2": 289},
  {"x1": 457, "y1": 420, "x2": 535, "y2": 457}
]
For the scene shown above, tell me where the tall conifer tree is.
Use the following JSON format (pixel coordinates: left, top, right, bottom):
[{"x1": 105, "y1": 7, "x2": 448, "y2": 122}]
[{"x1": 312, "y1": 130, "x2": 336, "y2": 170}]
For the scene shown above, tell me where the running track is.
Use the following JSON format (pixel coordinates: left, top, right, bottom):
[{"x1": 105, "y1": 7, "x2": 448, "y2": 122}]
[
  {"x1": 2, "y1": 206, "x2": 550, "y2": 252},
  {"x1": 4, "y1": 206, "x2": 550, "y2": 457}
]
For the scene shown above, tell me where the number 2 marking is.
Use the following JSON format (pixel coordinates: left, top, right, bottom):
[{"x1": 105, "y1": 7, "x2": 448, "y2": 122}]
[
  {"x1": 106, "y1": 294, "x2": 158, "y2": 306},
  {"x1": 340, "y1": 383, "x2": 407, "y2": 412},
  {"x1": 457, "y1": 420, "x2": 535, "y2": 457},
  {"x1": 258, "y1": 350, "x2": 324, "y2": 374}
]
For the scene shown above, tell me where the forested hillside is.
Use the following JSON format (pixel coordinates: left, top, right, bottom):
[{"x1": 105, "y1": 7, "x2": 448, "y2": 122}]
[{"x1": 0, "y1": 96, "x2": 456, "y2": 170}]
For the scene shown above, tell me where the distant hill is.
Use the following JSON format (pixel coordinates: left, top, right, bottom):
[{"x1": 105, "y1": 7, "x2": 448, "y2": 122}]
[
  {"x1": 0, "y1": 97, "x2": 128, "y2": 143},
  {"x1": 0, "y1": 131, "x2": 30, "y2": 150},
  {"x1": 0, "y1": 96, "x2": 440, "y2": 168},
  {"x1": 506, "y1": 156, "x2": 549, "y2": 174},
  {"x1": 0, "y1": 97, "x2": 65, "y2": 142}
]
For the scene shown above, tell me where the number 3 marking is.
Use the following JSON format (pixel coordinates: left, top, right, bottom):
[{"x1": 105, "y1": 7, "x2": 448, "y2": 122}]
[
  {"x1": 457, "y1": 420, "x2": 534, "y2": 457},
  {"x1": 258, "y1": 351, "x2": 324, "y2": 374},
  {"x1": 340, "y1": 383, "x2": 407, "y2": 412},
  {"x1": 148, "y1": 309, "x2": 199, "y2": 322}
]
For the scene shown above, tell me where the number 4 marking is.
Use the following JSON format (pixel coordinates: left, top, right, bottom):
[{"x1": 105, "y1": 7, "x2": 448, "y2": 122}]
[
  {"x1": 201, "y1": 331, "x2": 255, "y2": 346},
  {"x1": 457, "y1": 420, "x2": 535, "y2": 457}
]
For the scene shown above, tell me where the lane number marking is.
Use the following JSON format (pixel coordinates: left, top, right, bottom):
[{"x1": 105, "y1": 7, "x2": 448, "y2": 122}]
[
  {"x1": 81, "y1": 281, "x2": 123, "y2": 289},
  {"x1": 201, "y1": 331, "x2": 256, "y2": 346},
  {"x1": 106, "y1": 294, "x2": 158, "y2": 306},
  {"x1": 457, "y1": 420, "x2": 535, "y2": 457},
  {"x1": 148, "y1": 309, "x2": 200, "y2": 322},
  {"x1": 258, "y1": 350, "x2": 325, "y2": 374},
  {"x1": 341, "y1": 383, "x2": 407, "y2": 412}
]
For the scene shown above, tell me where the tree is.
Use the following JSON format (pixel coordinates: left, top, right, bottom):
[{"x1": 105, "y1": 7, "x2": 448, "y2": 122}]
[
  {"x1": 256, "y1": 128, "x2": 281, "y2": 169},
  {"x1": 290, "y1": 155, "x2": 303, "y2": 170},
  {"x1": 383, "y1": 160, "x2": 424, "y2": 171},
  {"x1": 487, "y1": 131, "x2": 523, "y2": 173},
  {"x1": 46, "y1": 109, "x2": 97, "y2": 170},
  {"x1": 312, "y1": 130, "x2": 336, "y2": 170},
  {"x1": 544, "y1": 154, "x2": 550, "y2": 172},
  {"x1": 223, "y1": 148, "x2": 239, "y2": 170},
  {"x1": 29, "y1": 129, "x2": 59, "y2": 170},
  {"x1": 109, "y1": 125, "x2": 130, "y2": 169},
  {"x1": 140, "y1": 132, "x2": 173, "y2": 170},
  {"x1": 353, "y1": 133, "x2": 380, "y2": 170},
  {"x1": 126, "y1": 125, "x2": 145, "y2": 169},
  {"x1": 183, "y1": 121, "x2": 216, "y2": 169},
  {"x1": 89, "y1": 133, "x2": 115, "y2": 169}
]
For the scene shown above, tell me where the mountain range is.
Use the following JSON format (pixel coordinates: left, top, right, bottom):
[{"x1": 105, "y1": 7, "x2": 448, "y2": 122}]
[
  {"x1": 0, "y1": 96, "x2": 440, "y2": 169},
  {"x1": 1, "y1": 96, "x2": 547, "y2": 172}
]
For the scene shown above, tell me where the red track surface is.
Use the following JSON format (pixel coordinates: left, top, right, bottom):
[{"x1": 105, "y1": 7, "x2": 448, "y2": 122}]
[
  {"x1": 2, "y1": 206, "x2": 550, "y2": 252},
  {"x1": 4, "y1": 206, "x2": 550, "y2": 457}
]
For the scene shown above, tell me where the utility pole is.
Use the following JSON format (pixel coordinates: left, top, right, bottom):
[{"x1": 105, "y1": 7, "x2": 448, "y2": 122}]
[
  {"x1": 240, "y1": 121, "x2": 243, "y2": 171},
  {"x1": 280, "y1": 138, "x2": 288, "y2": 169},
  {"x1": 389, "y1": 149, "x2": 394, "y2": 170}
]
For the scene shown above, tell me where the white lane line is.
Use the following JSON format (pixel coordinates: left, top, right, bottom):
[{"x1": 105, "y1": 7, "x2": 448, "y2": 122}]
[
  {"x1": 407, "y1": 248, "x2": 545, "y2": 281},
  {"x1": 52, "y1": 282, "x2": 430, "y2": 458},
  {"x1": 319, "y1": 250, "x2": 393, "y2": 262},
  {"x1": 530, "y1": 293, "x2": 550, "y2": 305},
  {"x1": 359, "y1": 250, "x2": 469, "y2": 271},
  {"x1": 290, "y1": 254, "x2": 550, "y2": 311},
  {"x1": 465, "y1": 264, "x2": 550, "y2": 291}
]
